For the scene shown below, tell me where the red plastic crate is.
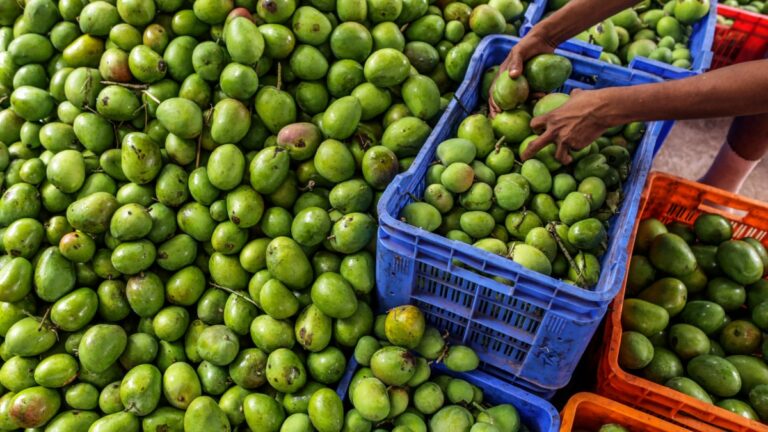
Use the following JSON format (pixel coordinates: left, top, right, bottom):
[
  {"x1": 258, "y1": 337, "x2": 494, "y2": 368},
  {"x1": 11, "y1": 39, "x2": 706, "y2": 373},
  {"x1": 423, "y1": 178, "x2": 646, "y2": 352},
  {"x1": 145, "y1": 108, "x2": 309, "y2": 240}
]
[
  {"x1": 712, "y1": 4, "x2": 768, "y2": 69},
  {"x1": 560, "y1": 393, "x2": 692, "y2": 432},
  {"x1": 597, "y1": 172, "x2": 768, "y2": 432}
]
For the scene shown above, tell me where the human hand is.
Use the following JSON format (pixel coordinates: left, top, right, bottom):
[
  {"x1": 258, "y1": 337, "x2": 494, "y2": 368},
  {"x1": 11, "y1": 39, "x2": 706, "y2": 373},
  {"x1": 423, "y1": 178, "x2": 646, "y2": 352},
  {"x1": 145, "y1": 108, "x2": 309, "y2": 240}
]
[
  {"x1": 489, "y1": 32, "x2": 557, "y2": 118},
  {"x1": 521, "y1": 89, "x2": 614, "y2": 165}
]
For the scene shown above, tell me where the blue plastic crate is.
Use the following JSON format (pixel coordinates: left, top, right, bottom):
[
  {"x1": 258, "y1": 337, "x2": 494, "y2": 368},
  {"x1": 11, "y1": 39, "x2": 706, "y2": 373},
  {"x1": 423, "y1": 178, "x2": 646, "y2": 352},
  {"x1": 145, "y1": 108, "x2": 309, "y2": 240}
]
[
  {"x1": 375, "y1": 35, "x2": 672, "y2": 395},
  {"x1": 337, "y1": 359, "x2": 560, "y2": 432},
  {"x1": 520, "y1": 0, "x2": 718, "y2": 79}
]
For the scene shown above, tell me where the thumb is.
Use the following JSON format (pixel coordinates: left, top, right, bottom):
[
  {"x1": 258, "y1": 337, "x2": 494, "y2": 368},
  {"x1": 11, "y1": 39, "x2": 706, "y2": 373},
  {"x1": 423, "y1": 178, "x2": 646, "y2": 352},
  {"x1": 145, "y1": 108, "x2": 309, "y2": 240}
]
[{"x1": 507, "y1": 50, "x2": 524, "y2": 78}]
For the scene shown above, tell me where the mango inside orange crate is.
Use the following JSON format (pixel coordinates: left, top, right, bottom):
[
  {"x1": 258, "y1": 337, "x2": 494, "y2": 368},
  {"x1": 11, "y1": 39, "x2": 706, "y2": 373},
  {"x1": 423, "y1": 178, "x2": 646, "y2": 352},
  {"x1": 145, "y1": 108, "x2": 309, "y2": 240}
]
[{"x1": 597, "y1": 172, "x2": 768, "y2": 432}]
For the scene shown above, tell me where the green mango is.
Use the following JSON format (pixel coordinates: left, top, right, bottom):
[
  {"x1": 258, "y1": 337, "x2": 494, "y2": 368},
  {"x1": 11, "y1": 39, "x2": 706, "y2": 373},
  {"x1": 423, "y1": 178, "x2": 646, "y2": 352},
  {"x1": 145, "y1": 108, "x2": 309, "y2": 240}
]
[
  {"x1": 10, "y1": 86, "x2": 54, "y2": 121},
  {"x1": 225, "y1": 17, "x2": 264, "y2": 65},
  {"x1": 292, "y1": 303, "x2": 334, "y2": 354},
  {"x1": 402, "y1": 74, "x2": 441, "y2": 121},
  {"x1": 46, "y1": 410, "x2": 100, "y2": 432},
  {"x1": 257, "y1": 24, "x2": 295, "y2": 60},
  {"x1": 157, "y1": 235, "x2": 198, "y2": 272},
  {"x1": 328, "y1": 212, "x2": 374, "y2": 254},
  {"x1": 32, "y1": 246, "x2": 75, "y2": 302},
  {"x1": 382, "y1": 116, "x2": 431, "y2": 157},
  {"x1": 523, "y1": 53, "x2": 572, "y2": 93},
  {"x1": 718, "y1": 240, "x2": 764, "y2": 285},
  {"x1": 244, "y1": 393, "x2": 285, "y2": 432},
  {"x1": 216, "y1": 386, "x2": 249, "y2": 426},
  {"x1": 266, "y1": 348, "x2": 307, "y2": 393},
  {"x1": 435, "y1": 138, "x2": 477, "y2": 166},
  {"x1": 156, "y1": 97, "x2": 203, "y2": 139},
  {"x1": 308, "y1": 388, "x2": 344, "y2": 432},
  {"x1": 308, "y1": 272, "x2": 356, "y2": 320},
  {"x1": 163, "y1": 36, "x2": 196, "y2": 82},
  {"x1": 260, "y1": 278, "x2": 300, "y2": 319},
  {"x1": 211, "y1": 99, "x2": 251, "y2": 145},
  {"x1": 116, "y1": 0, "x2": 156, "y2": 26},
  {"x1": 71, "y1": 113, "x2": 113, "y2": 154},
  {"x1": 120, "y1": 132, "x2": 163, "y2": 184},
  {"x1": 290, "y1": 6, "x2": 331, "y2": 46},
  {"x1": 351, "y1": 377, "x2": 390, "y2": 421},
  {"x1": 228, "y1": 348, "x2": 268, "y2": 389},
  {"x1": 8, "y1": 34, "x2": 54, "y2": 66},
  {"x1": 89, "y1": 412, "x2": 140, "y2": 432},
  {"x1": 364, "y1": 48, "x2": 410, "y2": 87},
  {"x1": 79, "y1": 324, "x2": 127, "y2": 373},
  {"x1": 650, "y1": 233, "x2": 697, "y2": 278},
  {"x1": 327, "y1": 59, "x2": 365, "y2": 97},
  {"x1": 142, "y1": 407, "x2": 185, "y2": 432},
  {"x1": 183, "y1": 397, "x2": 229, "y2": 432},
  {"x1": 255, "y1": 86, "x2": 297, "y2": 133},
  {"x1": 405, "y1": 14, "x2": 445, "y2": 45},
  {"x1": 8, "y1": 386, "x2": 61, "y2": 428},
  {"x1": 119, "y1": 364, "x2": 162, "y2": 415},
  {"x1": 445, "y1": 42, "x2": 473, "y2": 81},
  {"x1": 339, "y1": 251, "x2": 375, "y2": 295},
  {"x1": 223, "y1": 290, "x2": 258, "y2": 335},
  {"x1": 248, "y1": 314, "x2": 292, "y2": 354},
  {"x1": 314, "y1": 139, "x2": 355, "y2": 183},
  {"x1": 265, "y1": 236, "x2": 313, "y2": 290},
  {"x1": 51, "y1": 287, "x2": 98, "y2": 332},
  {"x1": 191, "y1": 41, "x2": 228, "y2": 81},
  {"x1": 338, "y1": 0, "x2": 368, "y2": 21},
  {"x1": 0, "y1": 257, "x2": 32, "y2": 302},
  {"x1": 161, "y1": 362, "x2": 201, "y2": 410},
  {"x1": 33, "y1": 353, "x2": 78, "y2": 388},
  {"x1": 321, "y1": 96, "x2": 362, "y2": 140},
  {"x1": 351, "y1": 83, "x2": 390, "y2": 121},
  {"x1": 0, "y1": 355, "x2": 39, "y2": 391},
  {"x1": 367, "y1": 0, "x2": 403, "y2": 22},
  {"x1": 359, "y1": 147, "x2": 398, "y2": 194}
]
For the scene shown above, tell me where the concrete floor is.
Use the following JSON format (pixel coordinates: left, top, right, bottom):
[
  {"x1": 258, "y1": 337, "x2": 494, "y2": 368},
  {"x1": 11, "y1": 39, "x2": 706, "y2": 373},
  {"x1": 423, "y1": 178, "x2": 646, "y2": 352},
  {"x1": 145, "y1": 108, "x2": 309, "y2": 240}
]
[{"x1": 653, "y1": 118, "x2": 768, "y2": 202}]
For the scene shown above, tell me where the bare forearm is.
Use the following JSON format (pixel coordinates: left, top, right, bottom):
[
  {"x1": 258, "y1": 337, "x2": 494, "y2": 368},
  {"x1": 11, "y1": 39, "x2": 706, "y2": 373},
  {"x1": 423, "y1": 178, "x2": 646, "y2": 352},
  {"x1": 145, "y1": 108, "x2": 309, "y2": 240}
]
[
  {"x1": 595, "y1": 60, "x2": 768, "y2": 125},
  {"x1": 530, "y1": 0, "x2": 639, "y2": 46}
]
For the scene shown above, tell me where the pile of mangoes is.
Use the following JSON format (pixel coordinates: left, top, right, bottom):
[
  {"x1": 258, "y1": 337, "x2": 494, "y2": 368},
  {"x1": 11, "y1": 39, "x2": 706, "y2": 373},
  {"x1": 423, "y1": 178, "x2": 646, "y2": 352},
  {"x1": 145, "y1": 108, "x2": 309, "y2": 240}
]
[
  {"x1": 400, "y1": 53, "x2": 645, "y2": 288},
  {"x1": 621, "y1": 213, "x2": 768, "y2": 423},
  {"x1": 548, "y1": 0, "x2": 710, "y2": 69},
  {"x1": 345, "y1": 305, "x2": 527, "y2": 431},
  {"x1": 0, "y1": 0, "x2": 535, "y2": 428},
  {"x1": 720, "y1": 0, "x2": 768, "y2": 16}
]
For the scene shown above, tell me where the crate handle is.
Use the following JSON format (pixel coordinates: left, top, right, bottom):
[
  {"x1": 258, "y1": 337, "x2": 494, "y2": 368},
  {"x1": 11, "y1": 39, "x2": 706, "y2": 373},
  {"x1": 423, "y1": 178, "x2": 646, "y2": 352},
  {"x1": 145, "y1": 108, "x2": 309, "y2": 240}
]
[{"x1": 699, "y1": 199, "x2": 749, "y2": 221}]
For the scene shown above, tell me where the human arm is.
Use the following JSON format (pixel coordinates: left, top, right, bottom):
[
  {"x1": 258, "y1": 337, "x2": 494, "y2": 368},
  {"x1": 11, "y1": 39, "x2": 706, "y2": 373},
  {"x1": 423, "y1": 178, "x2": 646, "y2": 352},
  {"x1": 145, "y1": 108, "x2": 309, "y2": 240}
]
[
  {"x1": 489, "y1": 0, "x2": 639, "y2": 116},
  {"x1": 521, "y1": 59, "x2": 768, "y2": 164}
]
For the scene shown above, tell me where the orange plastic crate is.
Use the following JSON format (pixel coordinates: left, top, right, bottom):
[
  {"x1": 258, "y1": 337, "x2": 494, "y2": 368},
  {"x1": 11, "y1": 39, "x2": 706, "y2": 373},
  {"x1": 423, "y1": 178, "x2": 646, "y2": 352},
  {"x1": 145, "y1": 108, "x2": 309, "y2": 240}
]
[
  {"x1": 712, "y1": 5, "x2": 768, "y2": 69},
  {"x1": 560, "y1": 393, "x2": 691, "y2": 432},
  {"x1": 597, "y1": 172, "x2": 768, "y2": 432}
]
